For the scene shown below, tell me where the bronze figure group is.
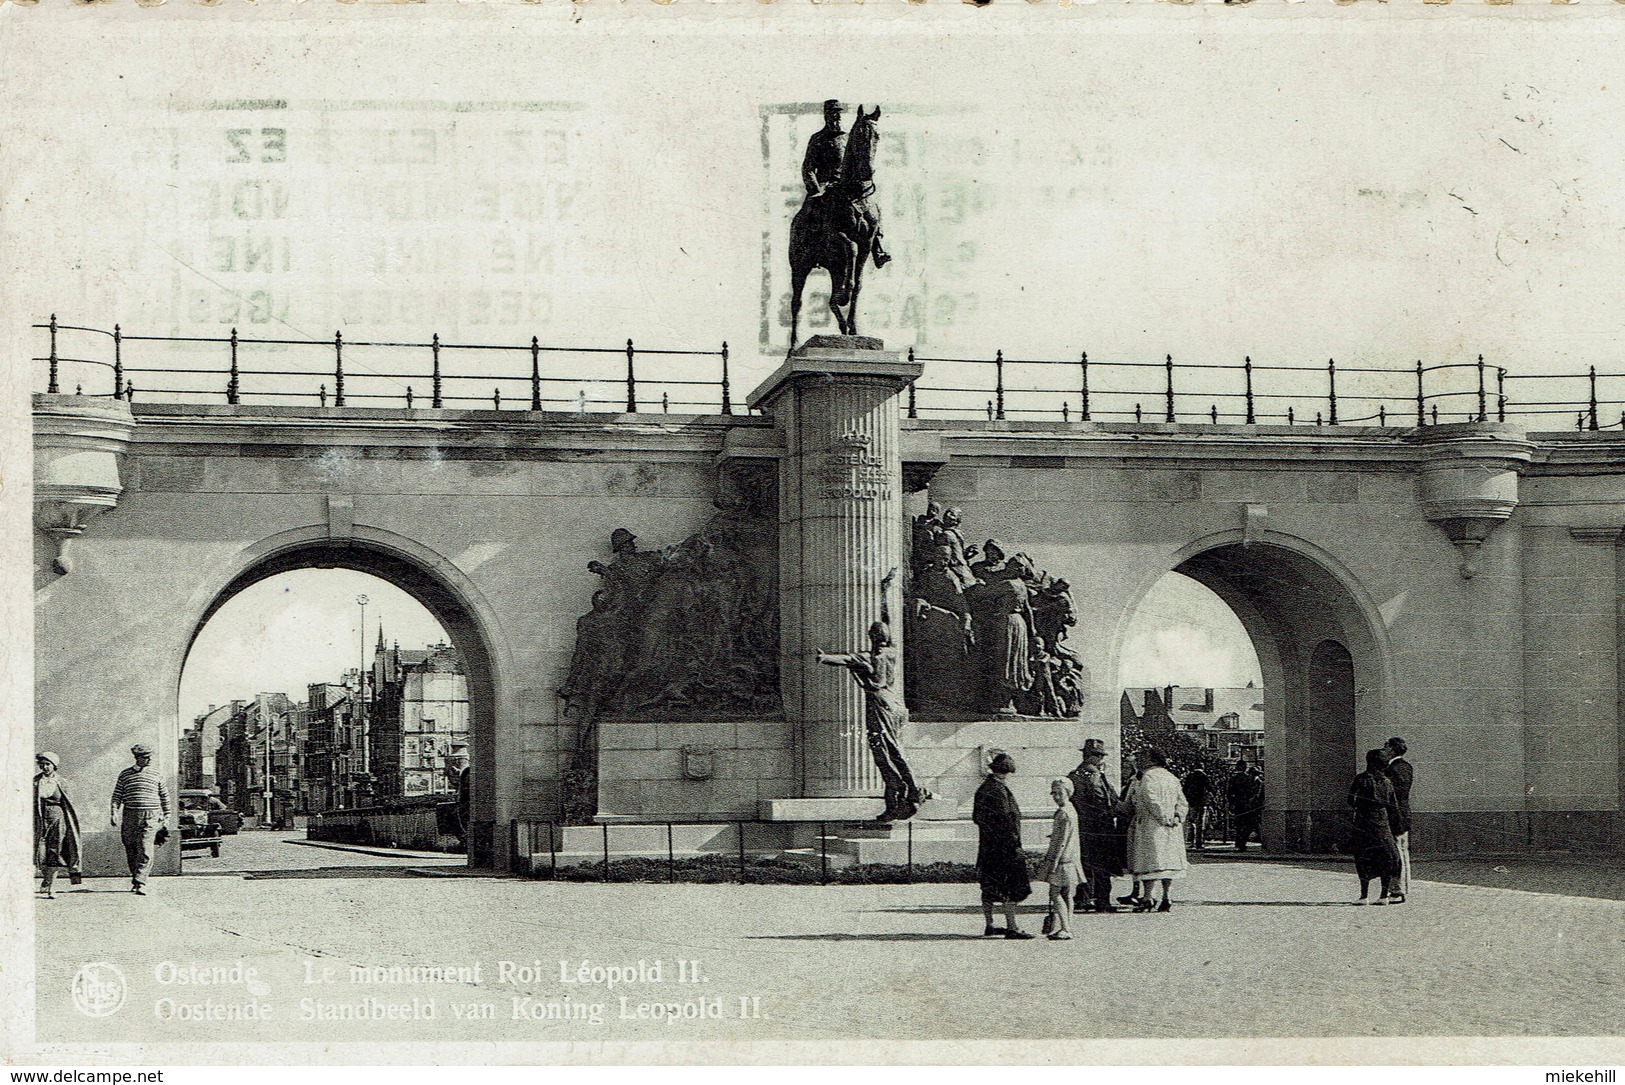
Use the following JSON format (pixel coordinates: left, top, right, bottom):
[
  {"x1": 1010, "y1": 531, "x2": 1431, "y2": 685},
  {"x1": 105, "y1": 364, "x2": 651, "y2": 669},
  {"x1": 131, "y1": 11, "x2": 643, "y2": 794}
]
[{"x1": 906, "y1": 504, "x2": 1084, "y2": 719}]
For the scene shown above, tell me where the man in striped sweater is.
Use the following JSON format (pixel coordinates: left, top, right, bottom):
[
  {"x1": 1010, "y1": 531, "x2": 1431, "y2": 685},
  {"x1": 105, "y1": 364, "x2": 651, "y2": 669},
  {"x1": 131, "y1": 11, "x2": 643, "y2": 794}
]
[{"x1": 110, "y1": 743, "x2": 169, "y2": 895}]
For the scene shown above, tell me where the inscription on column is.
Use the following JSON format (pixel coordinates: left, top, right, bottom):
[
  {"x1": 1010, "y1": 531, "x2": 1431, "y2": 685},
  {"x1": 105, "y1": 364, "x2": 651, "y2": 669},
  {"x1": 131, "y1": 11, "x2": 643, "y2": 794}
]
[{"x1": 819, "y1": 431, "x2": 893, "y2": 502}]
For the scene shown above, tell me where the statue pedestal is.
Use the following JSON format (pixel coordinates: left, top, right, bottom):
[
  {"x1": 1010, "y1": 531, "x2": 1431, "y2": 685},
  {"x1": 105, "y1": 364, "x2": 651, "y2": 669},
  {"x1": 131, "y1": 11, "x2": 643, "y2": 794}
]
[{"x1": 748, "y1": 337, "x2": 922, "y2": 799}]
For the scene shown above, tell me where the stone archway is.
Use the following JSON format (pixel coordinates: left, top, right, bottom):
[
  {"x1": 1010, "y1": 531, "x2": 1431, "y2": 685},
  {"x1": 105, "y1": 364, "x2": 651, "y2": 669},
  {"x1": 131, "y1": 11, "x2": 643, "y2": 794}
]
[
  {"x1": 1142, "y1": 534, "x2": 1391, "y2": 853},
  {"x1": 177, "y1": 530, "x2": 507, "y2": 867}
]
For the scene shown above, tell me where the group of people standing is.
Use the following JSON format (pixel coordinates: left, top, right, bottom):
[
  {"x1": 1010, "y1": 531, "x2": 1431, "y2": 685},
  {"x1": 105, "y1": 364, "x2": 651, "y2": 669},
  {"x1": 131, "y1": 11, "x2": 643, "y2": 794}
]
[
  {"x1": 971, "y1": 736, "x2": 1419, "y2": 934},
  {"x1": 34, "y1": 743, "x2": 172, "y2": 898},
  {"x1": 1173, "y1": 760, "x2": 1265, "y2": 852},
  {"x1": 972, "y1": 741, "x2": 1193, "y2": 940},
  {"x1": 1346, "y1": 736, "x2": 1414, "y2": 905}
]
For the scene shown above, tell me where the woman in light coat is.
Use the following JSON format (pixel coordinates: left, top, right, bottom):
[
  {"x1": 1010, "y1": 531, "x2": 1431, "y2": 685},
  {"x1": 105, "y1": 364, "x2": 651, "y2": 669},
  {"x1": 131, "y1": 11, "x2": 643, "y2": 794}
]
[
  {"x1": 1126, "y1": 747, "x2": 1188, "y2": 912},
  {"x1": 34, "y1": 752, "x2": 83, "y2": 898},
  {"x1": 1038, "y1": 777, "x2": 1084, "y2": 940}
]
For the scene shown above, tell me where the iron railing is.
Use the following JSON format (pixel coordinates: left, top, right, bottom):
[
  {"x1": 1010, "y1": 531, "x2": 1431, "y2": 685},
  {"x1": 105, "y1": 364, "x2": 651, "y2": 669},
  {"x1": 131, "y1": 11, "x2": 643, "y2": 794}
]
[
  {"x1": 510, "y1": 816, "x2": 1047, "y2": 885},
  {"x1": 33, "y1": 318, "x2": 1625, "y2": 430},
  {"x1": 905, "y1": 347, "x2": 1625, "y2": 431},
  {"x1": 32, "y1": 317, "x2": 735, "y2": 416}
]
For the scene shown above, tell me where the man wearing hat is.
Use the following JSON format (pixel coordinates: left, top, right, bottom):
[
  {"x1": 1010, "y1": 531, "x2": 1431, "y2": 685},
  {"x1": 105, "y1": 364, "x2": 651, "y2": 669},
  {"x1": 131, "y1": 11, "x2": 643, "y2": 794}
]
[
  {"x1": 110, "y1": 743, "x2": 170, "y2": 895},
  {"x1": 1067, "y1": 739, "x2": 1123, "y2": 913}
]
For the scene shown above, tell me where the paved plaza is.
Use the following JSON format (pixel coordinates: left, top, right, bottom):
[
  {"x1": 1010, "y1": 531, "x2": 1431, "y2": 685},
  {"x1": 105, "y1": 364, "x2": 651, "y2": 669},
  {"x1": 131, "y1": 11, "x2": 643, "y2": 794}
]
[{"x1": 29, "y1": 833, "x2": 1625, "y2": 1045}]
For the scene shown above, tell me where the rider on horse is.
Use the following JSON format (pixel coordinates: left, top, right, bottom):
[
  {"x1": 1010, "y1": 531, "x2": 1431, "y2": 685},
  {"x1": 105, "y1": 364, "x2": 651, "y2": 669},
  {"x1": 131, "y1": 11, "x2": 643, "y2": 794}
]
[{"x1": 801, "y1": 99, "x2": 891, "y2": 269}]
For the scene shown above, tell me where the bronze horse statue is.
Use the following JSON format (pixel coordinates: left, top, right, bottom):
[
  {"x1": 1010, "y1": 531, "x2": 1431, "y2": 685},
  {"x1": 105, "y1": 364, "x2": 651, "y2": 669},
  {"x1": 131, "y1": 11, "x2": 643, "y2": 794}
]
[{"x1": 788, "y1": 104, "x2": 884, "y2": 348}]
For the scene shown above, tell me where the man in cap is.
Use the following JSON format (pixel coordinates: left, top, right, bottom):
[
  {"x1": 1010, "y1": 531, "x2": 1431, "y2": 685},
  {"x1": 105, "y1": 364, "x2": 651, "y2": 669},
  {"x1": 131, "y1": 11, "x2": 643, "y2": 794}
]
[
  {"x1": 111, "y1": 743, "x2": 170, "y2": 894},
  {"x1": 1066, "y1": 738, "x2": 1122, "y2": 913}
]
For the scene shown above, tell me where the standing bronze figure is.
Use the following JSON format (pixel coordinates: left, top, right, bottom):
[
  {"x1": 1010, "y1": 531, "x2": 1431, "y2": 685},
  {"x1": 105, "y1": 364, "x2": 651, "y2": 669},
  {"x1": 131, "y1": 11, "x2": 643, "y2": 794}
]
[
  {"x1": 788, "y1": 100, "x2": 891, "y2": 348},
  {"x1": 817, "y1": 570, "x2": 920, "y2": 821}
]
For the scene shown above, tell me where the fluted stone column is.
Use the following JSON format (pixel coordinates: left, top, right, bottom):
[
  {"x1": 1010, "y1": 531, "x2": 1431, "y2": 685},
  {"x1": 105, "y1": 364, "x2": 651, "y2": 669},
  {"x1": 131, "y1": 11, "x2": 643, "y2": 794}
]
[{"x1": 749, "y1": 337, "x2": 922, "y2": 800}]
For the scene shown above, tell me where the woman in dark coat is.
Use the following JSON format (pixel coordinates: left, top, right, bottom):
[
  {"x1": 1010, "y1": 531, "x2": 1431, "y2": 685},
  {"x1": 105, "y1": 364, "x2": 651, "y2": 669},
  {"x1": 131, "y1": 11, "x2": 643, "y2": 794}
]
[
  {"x1": 973, "y1": 753, "x2": 1033, "y2": 939},
  {"x1": 1348, "y1": 748, "x2": 1403, "y2": 905},
  {"x1": 34, "y1": 752, "x2": 83, "y2": 898}
]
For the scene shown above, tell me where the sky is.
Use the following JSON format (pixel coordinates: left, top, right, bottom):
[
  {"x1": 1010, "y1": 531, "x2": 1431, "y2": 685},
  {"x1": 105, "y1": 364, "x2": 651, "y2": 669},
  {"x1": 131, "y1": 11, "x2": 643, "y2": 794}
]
[
  {"x1": 6, "y1": 9, "x2": 1625, "y2": 425},
  {"x1": 178, "y1": 570, "x2": 449, "y2": 727}
]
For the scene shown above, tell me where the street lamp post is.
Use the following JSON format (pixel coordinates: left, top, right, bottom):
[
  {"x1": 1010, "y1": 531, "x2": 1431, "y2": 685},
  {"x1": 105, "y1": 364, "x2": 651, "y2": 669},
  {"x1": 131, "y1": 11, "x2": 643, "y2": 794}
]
[
  {"x1": 357, "y1": 594, "x2": 369, "y2": 801},
  {"x1": 261, "y1": 712, "x2": 273, "y2": 828}
]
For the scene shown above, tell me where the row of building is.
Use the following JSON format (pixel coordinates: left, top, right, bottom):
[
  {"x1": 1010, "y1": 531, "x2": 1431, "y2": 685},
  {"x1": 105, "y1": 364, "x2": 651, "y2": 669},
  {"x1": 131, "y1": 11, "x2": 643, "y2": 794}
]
[
  {"x1": 180, "y1": 630, "x2": 471, "y2": 822},
  {"x1": 1121, "y1": 684, "x2": 1266, "y2": 767}
]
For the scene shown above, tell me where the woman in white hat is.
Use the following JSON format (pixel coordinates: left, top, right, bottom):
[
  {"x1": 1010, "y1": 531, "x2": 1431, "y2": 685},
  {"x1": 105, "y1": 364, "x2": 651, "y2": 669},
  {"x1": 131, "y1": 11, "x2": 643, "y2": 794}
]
[{"x1": 34, "y1": 752, "x2": 83, "y2": 898}]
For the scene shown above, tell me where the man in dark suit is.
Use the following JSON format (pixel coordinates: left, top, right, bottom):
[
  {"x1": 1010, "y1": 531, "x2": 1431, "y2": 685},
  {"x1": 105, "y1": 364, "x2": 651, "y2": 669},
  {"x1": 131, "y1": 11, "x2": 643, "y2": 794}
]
[
  {"x1": 1227, "y1": 760, "x2": 1263, "y2": 851},
  {"x1": 1181, "y1": 766, "x2": 1211, "y2": 850},
  {"x1": 1067, "y1": 739, "x2": 1122, "y2": 913},
  {"x1": 1384, "y1": 736, "x2": 1413, "y2": 902}
]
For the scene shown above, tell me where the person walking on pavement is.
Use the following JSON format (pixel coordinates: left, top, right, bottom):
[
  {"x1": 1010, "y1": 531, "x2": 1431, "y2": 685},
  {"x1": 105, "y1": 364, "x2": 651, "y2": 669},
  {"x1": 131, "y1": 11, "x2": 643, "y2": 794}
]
[
  {"x1": 973, "y1": 752, "x2": 1034, "y2": 939},
  {"x1": 1067, "y1": 739, "x2": 1122, "y2": 913},
  {"x1": 1384, "y1": 736, "x2": 1413, "y2": 902},
  {"x1": 1181, "y1": 765, "x2": 1211, "y2": 850},
  {"x1": 1348, "y1": 748, "x2": 1404, "y2": 905},
  {"x1": 34, "y1": 752, "x2": 82, "y2": 898},
  {"x1": 111, "y1": 743, "x2": 169, "y2": 895}
]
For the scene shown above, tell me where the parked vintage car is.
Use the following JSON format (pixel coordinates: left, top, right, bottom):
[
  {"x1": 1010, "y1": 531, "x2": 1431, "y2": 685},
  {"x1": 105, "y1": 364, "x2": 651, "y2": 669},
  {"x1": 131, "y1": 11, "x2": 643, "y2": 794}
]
[{"x1": 179, "y1": 790, "x2": 240, "y2": 857}]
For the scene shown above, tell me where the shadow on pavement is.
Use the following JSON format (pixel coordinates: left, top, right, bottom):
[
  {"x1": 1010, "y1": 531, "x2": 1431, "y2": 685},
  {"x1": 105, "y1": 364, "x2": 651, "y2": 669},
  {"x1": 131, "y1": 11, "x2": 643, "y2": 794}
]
[
  {"x1": 748, "y1": 932, "x2": 991, "y2": 942},
  {"x1": 242, "y1": 867, "x2": 441, "y2": 880}
]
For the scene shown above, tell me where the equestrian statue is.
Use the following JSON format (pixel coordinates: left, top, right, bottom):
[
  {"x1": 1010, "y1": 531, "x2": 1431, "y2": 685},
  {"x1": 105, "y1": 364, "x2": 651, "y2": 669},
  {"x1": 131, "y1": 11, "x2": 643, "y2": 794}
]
[{"x1": 788, "y1": 99, "x2": 891, "y2": 349}]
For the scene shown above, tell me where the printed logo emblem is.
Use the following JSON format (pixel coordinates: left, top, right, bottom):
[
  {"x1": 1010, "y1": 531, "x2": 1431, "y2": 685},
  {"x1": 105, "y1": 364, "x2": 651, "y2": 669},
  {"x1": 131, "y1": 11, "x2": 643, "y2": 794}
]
[{"x1": 71, "y1": 962, "x2": 126, "y2": 1017}]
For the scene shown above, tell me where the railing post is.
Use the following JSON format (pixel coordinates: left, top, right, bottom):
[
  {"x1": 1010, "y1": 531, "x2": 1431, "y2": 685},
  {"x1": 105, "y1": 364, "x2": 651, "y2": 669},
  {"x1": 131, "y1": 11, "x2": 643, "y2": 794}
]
[
  {"x1": 1079, "y1": 350, "x2": 1091, "y2": 421},
  {"x1": 1379, "y1": 405, "x2": 1387, "y2": 426},
  {"x1": 1327, "y1": 357, "x2": 1338, "y2": 425},
  {"x1": 720, "y1": 341, "x2": 733, "y2": 415},
  {"x1": 667, "y1": 823, "x2": 675, "y2": 882},
  {"x1": 601, "y1": 823, "x2": 610, "y2": 882},
  {"x1": 1588, "y1": 365, "x2": 1599, "y2": 430},
  {"x1": 906, "y1": 819, "x2": 913, "y2": 883},
  {"x1": 493, "y1": 387, "x2": 502, "y2": 411},
  {"x1": 906, "y1": 347, "x2": 917, "y2": 419},
  {"x1": 228, "y1": 327, "x2": 240, "y2": 405},
  {"x1": 1415, "y1": 360, "x2": 1425, "y2": 426},
  {"x1": 431, "y1": 334, "x2": 443, "y2": 408},
  {"x1": 994, "y1": 350, "x2": 1006, "y2": 420},
  {"x1": 819, "y1": 821, "x2": 828, "y2": 885},
  {"x1": 1164, "y1": 353, "x2": 1175, "y2": 422},
  {"x1": 530, "y1": 336, "x2": 542, "y2": 411},
  {"x1": 332, "y1": 330, "x2": 345, "y2": 407},
  {"x1": 625, "y1": 338, "x2": 637, "y2": 413},
  {"x1": 1497, "y1": 368, "x2": 1507, "y2": 423},
  {"x1": 1243, "y1": 356, "x2": 1255, "y2": 424},
  {"x1": 47, "y1": 314, "x2": 59, "y2": 393},
  {"x1": 1477, "y1": 354, "x2": 1488, "y2": 422},
  {"x1": 737, "y1": 823, "x2": 746, "y2": 884},
  {"x1": 112, "y1": 324, "x2": 123, "y2": 400}
]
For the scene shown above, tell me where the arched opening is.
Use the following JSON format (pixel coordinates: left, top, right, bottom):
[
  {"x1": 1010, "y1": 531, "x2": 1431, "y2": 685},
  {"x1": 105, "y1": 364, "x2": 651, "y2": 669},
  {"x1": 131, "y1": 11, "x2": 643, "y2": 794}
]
[
  {"x1": 1120, "y1": 538, "x2": 1387, "y2": 853},
  {"x1": 177, "y1": 539, "x2": 501, "y2": 867}
]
